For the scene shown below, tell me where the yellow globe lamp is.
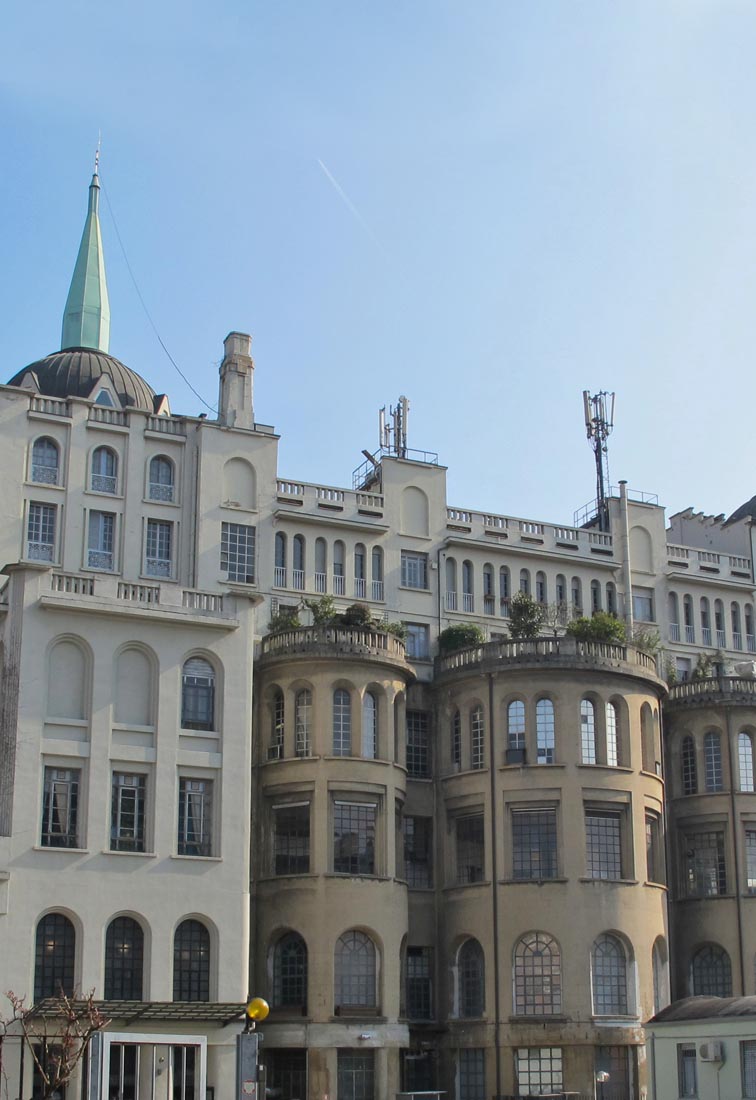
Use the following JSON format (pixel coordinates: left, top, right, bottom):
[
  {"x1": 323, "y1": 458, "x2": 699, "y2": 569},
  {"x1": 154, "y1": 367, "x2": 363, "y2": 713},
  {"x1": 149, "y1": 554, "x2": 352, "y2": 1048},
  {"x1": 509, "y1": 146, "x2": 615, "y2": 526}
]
[{"x1": 245, "y1": 997, "x2": 270, "y2": 1023}]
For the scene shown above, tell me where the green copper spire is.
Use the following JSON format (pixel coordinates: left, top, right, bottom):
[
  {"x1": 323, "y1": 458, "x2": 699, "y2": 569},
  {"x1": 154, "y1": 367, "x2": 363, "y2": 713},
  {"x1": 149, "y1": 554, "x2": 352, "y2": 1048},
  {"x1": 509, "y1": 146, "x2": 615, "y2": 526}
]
[{"x1": 61, "y1": 163, "x2": 110, "y2": 352}]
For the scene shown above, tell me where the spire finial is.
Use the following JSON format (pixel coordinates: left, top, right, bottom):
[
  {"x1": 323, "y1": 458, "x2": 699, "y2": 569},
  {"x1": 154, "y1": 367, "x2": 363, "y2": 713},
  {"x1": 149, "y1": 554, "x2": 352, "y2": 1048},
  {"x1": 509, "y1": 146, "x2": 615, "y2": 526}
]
[
  {"x1": 61, "y1": 162, "x2": 111, "y2": 352},
  {"x1": 94, "y1": 132, "x2": 101, "y2": 177}
]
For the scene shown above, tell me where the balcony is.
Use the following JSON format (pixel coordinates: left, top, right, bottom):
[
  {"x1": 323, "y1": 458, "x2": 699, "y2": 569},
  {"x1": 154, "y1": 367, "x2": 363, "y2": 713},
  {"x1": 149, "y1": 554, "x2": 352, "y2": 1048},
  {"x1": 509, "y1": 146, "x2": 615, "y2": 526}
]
[
  {"x1": 42, "y1": 572, "x2": 238, "y2": 628},
  {"x1": 258, "y1": 625, "x2": 409, "y2": 672},
  {"x1": 444, "y1": 508, "x2": 615, "y2": 560},
  {"x1": 666, "y1": 544, "x2": 753, "y2": 582},
  {"x1": 667, "y1": 676, "x2": 756, "y2": 708}
]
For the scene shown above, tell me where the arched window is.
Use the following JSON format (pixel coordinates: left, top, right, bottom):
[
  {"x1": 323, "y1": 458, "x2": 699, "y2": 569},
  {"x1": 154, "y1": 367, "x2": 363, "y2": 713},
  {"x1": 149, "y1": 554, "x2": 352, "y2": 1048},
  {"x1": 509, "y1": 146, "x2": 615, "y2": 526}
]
[
  {"x1": 273, "y1": 932, "x2": 307, "y2": 1012},
  {"x1": 519, "y1": 569, "x2": 530, "y2": 596},
  {"x1": 641, "y1": 703, "x2": 655, "y2": 773},
  {"x1": 555, "y1": 574, "x2": 567, "y2": 609},
  {"x1": 295, "y1": 689, "x2": 312, "y2": 758},
  {"x1": 668, "y1": 592, "x2": 679, "y2": 636},
  {"x1": 363, "y1": 692, "x2": 378, "y2": 759},
  {"x1": 458, "y1": 939, "x2": 485, "y2": 1017},
  {"x1": 606, "y1": 582, "x2": 616, "y2": 615},
  {"x1": 700, "y1": 597, "x2": 711, "y2": 644},
  {"x1": 580, "y1": 700, "x2": 596, "y2": 764},
  {"x1": 173, "y1": 919, "x2": 210, "y2": 1001},
  {"x1": 704, "y1": 731, "x2": 723, "y2": 792},
  {"x1": 591, "y1": 580, "x2": 601, "y2": 613},
  {"x1": 371, "y1": 546, "x2": 383, "y2": 600},
  {"x1": 536, "y1": 699, "x2": 555, "y2": 764},
  {"x1": 605, "y1": 703, "x2": 619, "y2": 767},
  {"x1": 91, "y1": 446, "x2": 117, "y2": 493},
  {"x1": 571, "y1": 577, "x2": 582, "y2": 613},
  {"x1": 335, "y1": 931, "x2": 376, "y2": 1010},
  {"x1": 32, "y1": 437, "x2": 60, "y2": 485},
  {"x1": 513, "y1": 932, "x2": 561, "y2": 1016},
  {"x1": 148, "y1": 455, "x2": 174, "y2": 501},
  {"x1": 333, "y1": 689, "x2": 351, "y2": 755},
  {"x1": 682, "y1": 735, "x2": 697, "y2": 795},
  {"x1": 470, "y1": 705, "x2": 485, "y2": 770},
  {"x1": 739, "y1": 732, "x2": 755, "y2": 792},
  {"x1": 274, "y1": 532, "x2": 287, "y2": 587},
  {"x1": 354, "y1": 543, "x2": 366, "y2": 598},
  {"x1": 732, "y1": 603, "x2": 743, "y2": 649},
  {"x1": 315, "y1": 538, "x2": 328, "y2": 593},
  {"x1": 683, "y1": 595, "x2": 695, "y2": 643},
  {"x1": 462, "y1": 561, "x2": 474, "y2": 612},
  {"x1": 483, "y1": 563, "x2": 495, "y2": 613},
  {"x1": 499, "y1": 566, "x2": 511, "y2": 615},
  {"x1": 591, "y1": 934, "x2": 628, "y2": 1015},
  {"x1": 271, "y1": 689, "x2": 284, "y2": 755},
  {"x1": 508, "y1": 701, "x2": 526, "y2": 751},
  {"x1": 292, "y1": 535, "x2": 305, "y2": 590},
  {"x1": 746, "y1": 604, "x2": 755, "y2": 649},
  {"x1": 445, "y1": 558, "x2": 458, "y2": 611},
  {"x1": 690, "y1": 944, "x2": 732, "y2": 997},
  {"x1": 105, "y1": 917, "x2": 144, "y2": 1000},
  {"x1": 181, "y1": 658, "x2": 215, "y2": 731},
  {"x1": 451, "y1": 708, "x2": 461, "y2": 766},
  {"x1": 714, "y1": 599, "x2": 726, "y2": 646},
  {"x1": 35, "y1": 913, "x2": 75, "y2": 1000},
  {"x1": 535, "y1": 571, "x2": 547, "y2": 605},
  {"x1": 333, "y1": 540, "x2": 346, "y2": 595}
]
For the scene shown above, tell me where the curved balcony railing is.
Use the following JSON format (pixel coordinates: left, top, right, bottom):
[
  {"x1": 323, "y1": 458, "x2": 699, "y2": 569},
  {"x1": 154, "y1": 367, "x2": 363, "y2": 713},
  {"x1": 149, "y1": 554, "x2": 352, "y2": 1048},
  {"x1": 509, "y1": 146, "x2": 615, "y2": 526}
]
[
  {"x1": 436, "y1": 636, "x2": 659, "y2": 677},
  {"x1": 260, "y1": 625, "x2": 407, "y2": 663},
  {"x1": 668, "y1": 676, "x2": 756, "y2": 705}
]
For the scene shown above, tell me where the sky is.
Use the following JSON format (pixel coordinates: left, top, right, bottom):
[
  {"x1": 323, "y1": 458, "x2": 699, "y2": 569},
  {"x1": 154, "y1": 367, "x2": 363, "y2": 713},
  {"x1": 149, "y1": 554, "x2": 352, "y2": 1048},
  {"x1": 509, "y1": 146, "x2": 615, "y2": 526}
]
[{"x1": 2, "y1": 1, "x2": 756, "y2": 526}]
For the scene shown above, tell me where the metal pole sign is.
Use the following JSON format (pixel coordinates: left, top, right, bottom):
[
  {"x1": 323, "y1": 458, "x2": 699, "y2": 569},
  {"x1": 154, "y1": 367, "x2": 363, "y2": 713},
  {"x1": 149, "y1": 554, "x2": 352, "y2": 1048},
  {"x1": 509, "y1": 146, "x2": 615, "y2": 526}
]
[{"x1": 236, "y1": 1032, "x2": 261, "y2": 1099}]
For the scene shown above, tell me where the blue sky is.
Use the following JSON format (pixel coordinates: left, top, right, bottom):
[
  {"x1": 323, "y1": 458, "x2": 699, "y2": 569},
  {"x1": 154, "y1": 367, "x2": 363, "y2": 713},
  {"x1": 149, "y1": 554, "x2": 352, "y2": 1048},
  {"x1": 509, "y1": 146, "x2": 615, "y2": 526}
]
[{"x1": 3, "y1": 1, "x2": 756, "y2": 524}]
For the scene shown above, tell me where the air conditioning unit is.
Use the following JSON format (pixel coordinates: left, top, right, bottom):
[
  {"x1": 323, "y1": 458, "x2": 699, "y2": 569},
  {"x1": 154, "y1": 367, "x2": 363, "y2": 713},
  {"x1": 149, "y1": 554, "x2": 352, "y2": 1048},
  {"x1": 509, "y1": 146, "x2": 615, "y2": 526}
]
[
  {"x1": 267, "y1": 745, "x2": 283, "y2": 761},
  {"x1": 699, "y1": 1041, "x2": 725, "y2": 1063}
]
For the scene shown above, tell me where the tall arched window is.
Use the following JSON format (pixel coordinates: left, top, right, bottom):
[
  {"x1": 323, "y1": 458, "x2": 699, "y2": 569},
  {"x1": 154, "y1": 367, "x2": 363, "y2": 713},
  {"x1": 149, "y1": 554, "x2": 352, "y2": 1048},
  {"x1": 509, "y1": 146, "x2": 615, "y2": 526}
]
[
  {"x1": 704, "y1": 731, "x2": 723, "y2": 792},
  {"x1": 295, "y1": 689, "x2": 312, "y2": 758},
  {"x1": 148, "y1": 455, "x2": 174, "y2": 501},
  {"x1": 591, "y1": 934, "x2": 628, "y2": 1015},
  {"x1": 555, "y1": 574, "x2": 567, "y2": 612},
  {"x1": 714, "y1": 599, "x2": 726, "y2": 646},
  {"x1": 606, "y1": 582, "x2": 616, "y2": 615},
  {"x1": 445, "y1": 558, "x2": 458, "y2": 611},
  {"x1": 363, "y1": 692, "x2": 378, "y2": 759},
  {"x1": 354, "y1": 543, "x2": 366, "y2": 598},
  {"x1": 499, "y1": 566, "x2": 511, "y2": 616},
  {"x1": 105, "y1": 917, "x2": 144, "y2": 1000},
  {"x1": 605, "y1": 703, "x2": 619, "y2": 767},
  {"x1": 470, "y1": 705, "x2": 485, "y2": 770},
  {"x1": 458, "y1": 939, "x2": 485, "y2": 1017},
  {"x1": 483, "y1": 563, "x2": 495, "y2": 613},
  {"x1": 683, "y1": 595, "x2": 695, "y2": 643},
  {"x1": 507, "y1": 701, "x2": 526, "y2": 751},
  {"x1": 591, "y1": 580, "x2": 601, "y2": 613},
  {"x1": 293, "y1": 535, "x2": 305, "y2": 590},
  {"x1": 536, "y1": 699, "x2": 555, "y2": 764},
  {"x1": 181, "y1": 658, "x2": 215, "y2": 731},
  {"x1": 513, "y1": 932, "x2": 561, "y2": 1016},
  {"x1": 580, "y1": 700, "x2": 596, "y2": 764},
  {"x1": 333, "y1": 689, "x2": 351, "y2": 755},
  {"x1": 536, "y1": 571, "x2": 547, "y2": 604},
  {"x1": 682, "y1": 735, "x2": 697, "y2": 795},
  {"x1": 333, "y1": 540, "x2": 346, "y2": 595},
  {"x1": 34, "y1": 913, "x2": 75, "y2": 1000},
  {"x1": 335, "y1": 931, "x2": 376, "y2": 1010},
  {"x1": 371, "y1": 546, "x2": 383, "y2": 600},
  {"x1": 700, "y1": 597, "x2": 712, "y2": 645},
  {"x1": 451, "y1": 708, "x2": 462, "y2": 766},
  {"x1": 173, "y1": 919, "x2": 210, "y2": 1001},
  {"x1": 690, "y1": 945, "x2": 732, "y2": 997},
  {"x1": 732, "y1": 603, "x2": 743, "y2": 649},
  {"x1": 462, "y1": 561, "x2": 474, "y2": 612},
  {"x1": 91, "y1": 446, "x2": 118, "y2": 493},
  {"x1": 32, "y1": 437, "x2": 60, "y2": 485},
  {"x1": 519, "y1": 569, "x2": 530, "y2": 596},
  {"x1": 271, "y1": 689, "x2": 285, "y2": 756},
  {"x1": 746, "y1": 604, "x2": 755, "y2": 649},
  {"x1": 571, "y1": 577, "x2": 582, "y2": 613},
  {"x1": 273, "y1": 932, "x2": 307, "y2": 1012},
  {"x1": 274, "y1": 532, "x2": 287, "y2": 587},
  {"x1": 314, "y1": 537, "x2": 328, "y2": 593},
  {"x1": 739, "y1": 732, "x2": 755, "y2": 792}
]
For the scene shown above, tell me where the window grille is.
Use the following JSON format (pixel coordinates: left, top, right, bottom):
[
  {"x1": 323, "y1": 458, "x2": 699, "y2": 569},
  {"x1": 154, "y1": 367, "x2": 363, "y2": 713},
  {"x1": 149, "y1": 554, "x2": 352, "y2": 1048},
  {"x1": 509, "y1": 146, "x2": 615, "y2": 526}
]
[
  {"x1": 87, "y1": 510, "x2": 115, "y2": 570},
  {"x1": 406, "y1": 711, "x2": 430, "y2": 777},
  {"x1": 34, "y1": 913, "x2": 75, "y2": 1000},
  {"x1": 173, "y1": 919, "x2": 210, "y2": 1001},
  {"x1": 273, "y1": 803, "x2": 310, "y2": 875},
  {"x1": 111, "y1": 772, "x2": 146, "y2": 852},
  {"x1": 513, "y1": 932, "x2": 561, "y2": 1015},
  {"x1": 677, "y1": 1045, "x2": 697, "y2": 1098},
  {"x1": 690, "y1": 944, "x2": 732, "y2": 996},
  {"x1": 591, "y1": 934, "x2": 628, "y2": 1015},
  {"x1": 148, "y1": 455, "x2": 174, "y2": 501},
  {"x1": 333, "y1": 802, "x2": 376, "y2": 875},
  {"x1": 458, "y1": 939, "x2": 484, "y2": 1017},
  {"x1": 333, "y1": 688, "x2": 352, "y2": 755},
  {"x1": 456, "y1": 814, "x2": 484, "y2": 883},
  {"x1": 91, "y1": 446, "x2": 117, "y2": 493},
  {"x1": 335, "y1": 931, "x2": 376, "y2": 1009},
  {"x1": 105, "y1": 916, "x2": 144, "y2": 1000},
  {"x1": 470, "y1": 705, "x2": 485, "y2": 770},
  {"x1": 585, "y1": 809, "x2": 622, "y2": 879},
  {"x1": 178, "y1": 778, "x2": 213, "y2": 856},
  {"x1": 512, "y1": 809, "x2": 557, "y2": 880},
  {"x1": 273, "y1": 932, "x2": 307, "y2": 1010},
  {"x1": 221, "y1": 521, "x2": 255, "y2": 583},
  {"x1": 32, "y1": 437, "x2": 59, "y2": 484},
  {"x1": 403, "y1": 816, "x2": 432, "y2": 887},
  {"x1": 41, "y1": 767, "x2": 80, "y2": 848}
]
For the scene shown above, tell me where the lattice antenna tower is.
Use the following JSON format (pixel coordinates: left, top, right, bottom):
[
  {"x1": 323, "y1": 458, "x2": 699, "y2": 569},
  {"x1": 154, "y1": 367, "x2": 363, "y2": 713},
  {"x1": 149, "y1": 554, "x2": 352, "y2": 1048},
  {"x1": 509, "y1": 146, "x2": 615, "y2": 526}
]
[{"x1": 583, "y1": 390, "x2": 615, "y2": 532}]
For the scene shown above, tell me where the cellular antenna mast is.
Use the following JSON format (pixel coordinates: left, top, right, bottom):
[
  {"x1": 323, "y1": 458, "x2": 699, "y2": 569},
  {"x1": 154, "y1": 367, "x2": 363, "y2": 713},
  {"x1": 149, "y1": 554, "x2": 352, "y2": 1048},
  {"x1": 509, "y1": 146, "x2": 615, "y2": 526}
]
[{"x1": 583, "y1": 390, "x2": 615, "y2": 532}]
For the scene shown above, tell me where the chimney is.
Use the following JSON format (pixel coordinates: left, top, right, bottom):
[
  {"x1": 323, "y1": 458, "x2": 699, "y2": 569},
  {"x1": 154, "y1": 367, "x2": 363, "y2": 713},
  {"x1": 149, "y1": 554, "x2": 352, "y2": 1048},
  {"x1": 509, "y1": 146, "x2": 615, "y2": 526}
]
[{"x1": 218, "y1": 332, "x2": 254, "y2": 428}]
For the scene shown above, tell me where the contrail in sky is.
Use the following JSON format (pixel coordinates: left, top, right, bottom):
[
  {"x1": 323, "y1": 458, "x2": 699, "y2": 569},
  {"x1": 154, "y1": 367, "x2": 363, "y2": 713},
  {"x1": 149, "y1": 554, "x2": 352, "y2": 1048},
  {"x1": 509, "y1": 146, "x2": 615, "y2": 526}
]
[{"x1": 317, "y1": 158, "x2": 388, "y2": 258}]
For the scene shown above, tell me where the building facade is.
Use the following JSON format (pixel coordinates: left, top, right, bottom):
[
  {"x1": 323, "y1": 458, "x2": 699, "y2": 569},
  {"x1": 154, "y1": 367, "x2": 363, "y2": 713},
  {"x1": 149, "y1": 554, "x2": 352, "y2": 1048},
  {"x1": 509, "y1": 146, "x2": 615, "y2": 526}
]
[{"x1": 1, "y1": 172, "x2": 756, "y2": 1100}]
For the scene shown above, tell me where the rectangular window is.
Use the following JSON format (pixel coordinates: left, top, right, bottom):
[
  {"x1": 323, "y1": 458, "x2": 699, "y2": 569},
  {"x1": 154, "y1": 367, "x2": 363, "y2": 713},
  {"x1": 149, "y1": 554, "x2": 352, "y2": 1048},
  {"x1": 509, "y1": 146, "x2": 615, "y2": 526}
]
[
  {"x1": 515, "y1": 1047, "x2": 563, "y2": 1096},
  {"x1": 27, "y1": 502, "x2": 56, "y2": 561},
  {"x1": 512, "y1": 808, "x2": 558, "y2": 880},
  {"x1": 456, "y1": 813, "x2": 484, "y2": 884},
  {"x1": 337, "y1": 1050, "x2": 374, "y2": 1100},
  {"x1": 87, "y1": 510, "x2": 115, "y2": 570},
  {"x1": 596, "y1": 1048, "x2": 630, "y2": 1097},
  {"x1": 145, "y1": 519, "x2": 173, "y2": 577},
  {"x1": 404, "y1": 623, "x2": 430, "y2": 660},
  {"x1": 334, "y1": 801, "x2": 376, "y2": 875},
  {"x1": 746, "y1": 829, "x2": 756, "y2": 894},
  {"x1": 406, "y1": 946, "x2": 433, "y2": 1020},
  {"x1": 401, "y1": 551, "x2": 429, "y2": 590},
  {"x1": 458, "y1": 1048, "x2": 485, "y2": 1100},
  {"x1": 177, "y1": 778, "x2": 213, "y2": 856},
  {"x1": 221, "y1": 521, "x2": 256, "y2": 583},
  {"x1": 585, "y1": 808, "x2": 623, "y2": 880},
  {"x1": 265, "y1": 1050, "x2": 307, "y2": 1100},
  {"x1": 678, "y1": 1044, "x2": 698, "y2": 1098},
  {"x1": 41, "y1": 767, "x2": 80, "y2": 848},
  {"x1": 110, "y1": 772, "x2": 146, "y2": 852},
  {"x1": 743, "y1": 1040, "x2": 756, "y2": 1099},
  {"x1": 632, "y1": 587, "x2": 655, "y2": 622},
  {"x1": 406, "y1": 711, "x2": 430, "y2": 778},
  {"x1": 403, "y1": 815, "x2": 432, "y2": 887},
  {"x1": 683, "y1": 829, "x2": 726, "y2": 896},
  {"x1": 273, "y1": 803, "x2": 310, "y2": 875},
  {"x1": 645, "y1": 812, "x2": 664, "y2": 884}
]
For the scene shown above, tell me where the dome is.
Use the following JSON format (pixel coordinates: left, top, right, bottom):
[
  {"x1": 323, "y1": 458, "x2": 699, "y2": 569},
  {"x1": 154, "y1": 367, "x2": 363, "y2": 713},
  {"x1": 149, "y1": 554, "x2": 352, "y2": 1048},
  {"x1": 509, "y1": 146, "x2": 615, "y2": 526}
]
[{"x1": 7, "y1": 347, "x2": 157, "y2": 412}]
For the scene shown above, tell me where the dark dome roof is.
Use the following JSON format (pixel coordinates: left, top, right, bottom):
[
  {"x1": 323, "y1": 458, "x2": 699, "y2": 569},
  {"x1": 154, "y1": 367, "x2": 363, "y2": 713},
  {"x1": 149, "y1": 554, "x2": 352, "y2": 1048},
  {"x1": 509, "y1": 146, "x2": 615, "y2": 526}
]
[{"x1": 8, "y1": 347, "x2": 156, "y2": 412}]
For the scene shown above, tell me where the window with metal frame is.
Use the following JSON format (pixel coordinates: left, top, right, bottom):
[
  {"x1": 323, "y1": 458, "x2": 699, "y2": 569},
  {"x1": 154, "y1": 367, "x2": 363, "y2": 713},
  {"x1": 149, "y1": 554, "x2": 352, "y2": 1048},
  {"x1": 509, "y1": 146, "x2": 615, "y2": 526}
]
[
  {"x1": 32, "y1": 437, "x2": 60, "y2": 484},
  {"x1": 273, "y1": 932, "x2": 307, "y2": 1012},
  {"x1": 406, "y1": 710, "x2": 430, "y2": 777},
  {"x1": 271, "y1": 689, "x2": 285, "y2": 754},
  {"x1": 404, "y1": 622, "x2": 430, "y2": 659},
  {"x1": 403, "y1": 815, "x2": 432, "y2": 887},
  {"x1": 458, "y1": 1048, "x2": 485, "y2": 1100},
  {"x1": 401, "y1": 550, "x2": 429, "y2": 589},
  {"x1": 512, "y1": 808, "x2": 558, "y2": 881},
  {"x1": 333, "y1": 688, "x2": 352, "y2": 755},
  {"x1": 34, "y1": 913, "x2": 76, "y2": 1000},
  {"x1": 362, "y1": 692, "x2": 378, "y2": 759},
  {"x1": 456, "y1": 814, "x2": 484, "y2": 884},
  {"x1": 536, "y1": 699, "x2": 555, "y2": 764},
  {"x1": 683, "y1": 829, "x2": 726, "y2": 896},
  {"x1": 513, "y1": 932, "x2": 562, "y2": 1016},
  {"x1": 148, "y1": 454, "x2": 174, "y2": 501},
  {"x1": 178, "y1": 778, "x2": 213, "y2": 856},
  {"x1": 264, "y1": 1050, "x2": 307, "y2": 1100},
  {"x1": 458, "y1": 939, "x2": 484, "y2": 1017},
  {"x1": 740, "y1": 732, "x2": 755, "y2": 792},
  {"x1": 41, "y1": 767, "x2": 80, "y2": 848},
  {"x1": 406, "y1": 946, "x2": 433, "y2": 1019},
  {"x1": 273, "y1": 803, "x2": 310, "y2": 875},
  {"x1": 105, "y1": 916, "x2": 144, "y2": 1000},
  {"x1": 451, "y1": 708, "x2": 462, "y2": 765},
  {"x1": 181, "y1": 658, "x2": 215, "y2": 731},
  {"x1": 581, "y1": 699, "x2": 597, "y2": 764},
  {"x1": 704, "y1": 730, "x2": 724, "y2": 791},
  {"x1": 87, "y1": 510, "x2": 115, "y2": 570},
  {"x1": 110, "y1": 772, "x2": 146, "y2": 852},
  {"x1": 585, "y1": 808, "x2": 623, "y2": 880},
  {"x1": 515, "y1": 1047, "x2": 563, "y2": 1097},
  {"x1": 335, "y1": 931, "x2": 376, "y2": 1010},
  {"x1": 221, "y1": 521, "x2": 255, "y2": 583},
  {"x1": 173, "y1": 919, "x2": 210, "y2": 1002},
  {"x1": 144, "y1": 518, "x2": 172, "y2": 577},
  {"x1": 682, "y1": 735, "x2": 698, "y2": 795},
  {"x1": 337, "y1": 1050, "x2": 374, "y2": 1100},
  {"x1": 677, "y1": 1044, "x2": 697, "y2": 1098},
  {"x1": 605, "y1": 702, "x2": 619, "y2": 766},
  {"x1": 27, "y1": 501, "x2": 56, "y2": 561},
  {"x1": 295, "y1": 689, "x2": 312, "y2": 757},
  {"x1": 645, "y1": 813, "x2": 664, "y2": 884},
  {"x1": 333, "y1": 801, "x2": 376, "y2": 875},
  {"x1": 742, "y1": 1040, "x2": 756, "y2": 1099},
  {"x1": 508, "y1": 700, "x2": 526, "y2": 751},
  {"x1": 690, "y1": 944, "x2": 732, "y2": 996},
  {"x1": 746, "y1": 829, "x2": 756, "y2": 894},
  {"x1": 591, "y1": 934, "x2": 628, "y2": 1015},
  {"x1": 470, "y1": 705, "x2": 485, "y2": 770},
  {"x1": 91, "y1": 445, "x2": 118, "y2": 493}
]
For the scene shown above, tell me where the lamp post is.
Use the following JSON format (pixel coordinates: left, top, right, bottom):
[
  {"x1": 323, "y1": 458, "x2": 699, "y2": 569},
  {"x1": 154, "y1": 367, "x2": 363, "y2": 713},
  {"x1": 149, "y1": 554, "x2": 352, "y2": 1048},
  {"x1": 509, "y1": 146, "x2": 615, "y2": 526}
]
[{"x1": 595, "y1": 1069, "x2": 610, "y2": 1100}]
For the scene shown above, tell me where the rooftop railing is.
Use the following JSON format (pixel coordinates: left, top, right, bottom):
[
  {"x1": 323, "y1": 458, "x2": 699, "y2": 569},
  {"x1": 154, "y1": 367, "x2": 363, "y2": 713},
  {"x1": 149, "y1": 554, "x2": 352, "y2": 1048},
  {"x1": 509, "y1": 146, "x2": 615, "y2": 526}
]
[
  {"x1": 666, "y1": 545, "x2": 752, "y2": 578},
  {"x1": 668, "y1": 676, "x2": 756, "y2": 703},
  {"x1": 260, "y1": 625, "x2": 406, "y2": 662},
  {"x1": 436, "y1": 636, "x2": 659, "y2": 676}
]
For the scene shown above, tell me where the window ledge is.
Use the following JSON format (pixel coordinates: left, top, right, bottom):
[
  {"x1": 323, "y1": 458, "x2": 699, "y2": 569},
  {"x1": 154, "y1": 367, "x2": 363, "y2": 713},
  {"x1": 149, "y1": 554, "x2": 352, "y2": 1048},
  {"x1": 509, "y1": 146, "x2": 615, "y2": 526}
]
[
  {"x1": 499, "y1": 762, "x2": 566, "y2": 771},
  {"x1": 257, "y1": 873, "x2": 319, "y2": 883},
  {"x1": 509, "y1": 1014, "x2": 568, "y2": 1024},
  {"x1": 142, "y1": 497, "x2": 181, "y2": 508},
  {"x1": 102, "y1": 849, "x2": 157, "y2": 858},
  {"x1": 180, "y1": 728, "x2": 220, "y2": 738},
  {"x1": 84, "y1": 489, "x2": 124, "y2": 500},
  {"x1": 330, "y1": 1013, "x2": 386, "y2": 1022},
  {"x1": 591, "y1": 1015, "x2": 640, "y2": 1025},
  {"x1": 325, "y1": 873, "x2": 391, "y2": 883},
  {"x1": 33, "y1": 845, "x2": 89, "y2": 854},
  {"x1": 643, "y1": 880, "x2": 668, "y2": 891},
  {"x1": 677, "y1": 892, "x2": 735, "y2": 902},
  {"x1": 499, "y1": 877, "x2": 568, "y2": 886},
  {"x1": 170, "y1": 854, "x2": 222, "y2": 862},
  {"x1": 443, "y1": 880, "x2": 492, "y2": 892},
  {"x1": 578, "y1": 877, "x2": 639, "y2": 886},
  {"x1": 398, "y1": 585, "x2": 432, "y2": 594},
  {"x1": 577, "y1": 763, "x2": 635, "y2": 773},
  {"x1": 25, "y1": 481, "x2": 65, "y2": 492}
]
